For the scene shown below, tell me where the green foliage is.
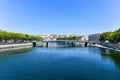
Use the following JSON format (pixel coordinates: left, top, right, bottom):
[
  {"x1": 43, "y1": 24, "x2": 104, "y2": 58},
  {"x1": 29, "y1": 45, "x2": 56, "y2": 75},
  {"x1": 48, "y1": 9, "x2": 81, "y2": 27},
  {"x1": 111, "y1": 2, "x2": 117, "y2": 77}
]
[
  {"x1": 0, "y1": 30, "x2": 43, "y2": 42},
  {"x1": 100, "y1": 32, "x2": 113, "y2": 42},
  {"x1": 113, "y1": 28, "x2": 120, "y2": 42},
  {"x1": 99, "y1": 28, "x2": 120, "y2": 43},
  {"x1": 107, "y1": 32, "x2": 114, "y2": 42},
  {"x1": 57, "y1": 36, "x2": 77, "y2": 40}
]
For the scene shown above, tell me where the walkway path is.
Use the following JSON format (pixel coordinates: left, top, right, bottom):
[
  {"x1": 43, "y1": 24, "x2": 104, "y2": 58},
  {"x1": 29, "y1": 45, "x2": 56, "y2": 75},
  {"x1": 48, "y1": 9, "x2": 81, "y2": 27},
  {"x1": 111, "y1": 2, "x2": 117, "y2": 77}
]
[
  {"x1": 0, "y1": 43, "x2": 32, "y2": 49},
  {"x1": 93, "y1": 44, "x2": 120, "y2": 52}
]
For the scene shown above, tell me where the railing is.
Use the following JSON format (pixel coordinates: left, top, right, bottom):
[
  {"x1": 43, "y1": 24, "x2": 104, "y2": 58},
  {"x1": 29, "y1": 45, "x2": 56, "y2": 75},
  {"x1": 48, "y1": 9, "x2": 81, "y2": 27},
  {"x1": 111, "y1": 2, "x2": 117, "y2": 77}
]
[
  {"x1": 0, "y1": 42, "x2": 32, "y2": 45},
  {"x1": 38, "y1": 40, "x2": 87, "y2": 43},
  {"x1": 0, "y1": 42, "x2": 32, "y2": 49}
]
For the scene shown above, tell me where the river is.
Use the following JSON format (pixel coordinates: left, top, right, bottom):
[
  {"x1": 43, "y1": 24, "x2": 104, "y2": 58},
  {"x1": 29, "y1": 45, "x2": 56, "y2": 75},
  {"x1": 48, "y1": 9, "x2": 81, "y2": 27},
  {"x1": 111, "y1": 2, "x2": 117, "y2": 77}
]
[{"x1": 0, "y1": 47, "x2": 120, "y2": 80}]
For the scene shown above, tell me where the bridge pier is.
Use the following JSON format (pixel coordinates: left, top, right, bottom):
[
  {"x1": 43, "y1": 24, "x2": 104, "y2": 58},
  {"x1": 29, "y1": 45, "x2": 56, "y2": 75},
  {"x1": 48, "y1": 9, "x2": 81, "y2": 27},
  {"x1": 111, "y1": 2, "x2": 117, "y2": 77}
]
[
  {"x1": 33, "y1": 42, "x2": 36, "y2": 47},
  {"x1": 71, "y1": 42, "x2": 75, "y2": 47},
  {"x1": 85, "y1": 42, "x2": 88, "y2": 47},
  {"x1": 46, "y1": 42, "x2": 48, "y2": 48}
]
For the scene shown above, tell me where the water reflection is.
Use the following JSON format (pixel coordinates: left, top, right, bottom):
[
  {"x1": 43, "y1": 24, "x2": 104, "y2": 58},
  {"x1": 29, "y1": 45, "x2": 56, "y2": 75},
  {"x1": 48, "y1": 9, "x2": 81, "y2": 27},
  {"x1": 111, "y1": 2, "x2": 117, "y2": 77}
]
[
  {"x1": 99, "y1": 48, "x2": 120, "y2": 69},
  {"x1": 0, "y1": 47, "x2": 120, "y2": 80}
]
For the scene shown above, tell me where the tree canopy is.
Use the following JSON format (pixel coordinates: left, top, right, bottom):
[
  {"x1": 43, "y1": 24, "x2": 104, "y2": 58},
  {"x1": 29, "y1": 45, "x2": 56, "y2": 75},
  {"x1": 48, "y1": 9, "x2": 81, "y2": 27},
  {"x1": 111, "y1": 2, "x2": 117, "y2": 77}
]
[
  {"x1": 99, "y1": 28, "x2": 120, "y2": 43},
  {"x1": 0, "y1": 30, "x2": 43, "y2": 42}
]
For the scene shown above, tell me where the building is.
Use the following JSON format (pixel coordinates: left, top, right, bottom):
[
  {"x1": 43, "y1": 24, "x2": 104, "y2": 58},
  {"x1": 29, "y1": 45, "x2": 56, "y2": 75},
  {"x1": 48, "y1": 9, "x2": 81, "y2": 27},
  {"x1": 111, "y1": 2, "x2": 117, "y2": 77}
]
[
  {"x1": 76, "y1": 36, "x2": 88, "y2": 42},
  {"x1": 38, "y1": 34, "x2": 88, "y2": 41},
  {"x1": 37, "y1": 34, "x2": 58, "y2": 41},
  {"x1": 88, "y1": 33, "x2": 101, "y2": 43}
]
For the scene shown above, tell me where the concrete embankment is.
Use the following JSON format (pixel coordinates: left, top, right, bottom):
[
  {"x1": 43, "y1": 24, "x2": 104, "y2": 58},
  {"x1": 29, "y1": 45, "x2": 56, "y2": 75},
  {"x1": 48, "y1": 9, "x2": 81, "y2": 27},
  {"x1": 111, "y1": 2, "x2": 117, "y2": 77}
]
[
  {"x1": 0, "y1": 43, "x2": 32, "y2": 50},
  {"x1": 93, "y1": 44, "x2": 120, "y2": 52}
]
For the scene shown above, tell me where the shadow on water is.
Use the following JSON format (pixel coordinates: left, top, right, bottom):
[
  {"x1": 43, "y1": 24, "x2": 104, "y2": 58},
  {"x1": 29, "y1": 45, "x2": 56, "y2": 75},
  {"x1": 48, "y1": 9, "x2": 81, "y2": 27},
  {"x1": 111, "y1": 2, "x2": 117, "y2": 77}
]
[
  {"x1": 0, "y1": 47, "x2": 32, "y2": 57},
  {"x1": 99, "y1": 48, "x2": 120, "y2": 69}
]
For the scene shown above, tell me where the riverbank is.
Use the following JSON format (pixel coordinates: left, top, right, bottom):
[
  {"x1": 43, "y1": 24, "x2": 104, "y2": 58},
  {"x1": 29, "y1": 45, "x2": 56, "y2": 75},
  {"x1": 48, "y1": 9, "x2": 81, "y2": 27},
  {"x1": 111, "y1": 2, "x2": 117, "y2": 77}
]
[
  {"x1": 0, "y1": 46, "x2": 32, "y2": 52},
  {"x1": 93, "y1": 44, "x2": 120, "y2": 52},
  {"x1": 0, "y1": 43, "x2": 32, "y2": 50}
]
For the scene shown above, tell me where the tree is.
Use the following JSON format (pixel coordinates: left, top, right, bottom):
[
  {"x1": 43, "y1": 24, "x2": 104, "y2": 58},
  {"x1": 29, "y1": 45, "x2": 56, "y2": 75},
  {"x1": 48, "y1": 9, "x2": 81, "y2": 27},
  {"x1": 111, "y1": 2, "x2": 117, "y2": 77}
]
[
  {"x1": 99, "y1": 32, "x2": 111, "y2": 42},
  {"x1": 113, "y1": 28, "x2": 120, "y2": 43},
  {"x1": 0, "y1": 30, "x2": 43, "y2": 43},
  {"x1": 107, "y1": 32, "x2": 114, "y2": 42},
  {"x1": 99, "y1": 28, "x2": 120, "y2": 43}
]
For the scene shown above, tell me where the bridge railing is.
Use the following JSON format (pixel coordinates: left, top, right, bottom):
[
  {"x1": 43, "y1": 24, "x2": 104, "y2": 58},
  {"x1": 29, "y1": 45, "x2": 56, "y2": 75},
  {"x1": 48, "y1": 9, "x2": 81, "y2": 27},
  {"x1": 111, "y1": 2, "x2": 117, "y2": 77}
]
[{"x1": 37, "y1": 40, "x2": 87, "y2": 42}]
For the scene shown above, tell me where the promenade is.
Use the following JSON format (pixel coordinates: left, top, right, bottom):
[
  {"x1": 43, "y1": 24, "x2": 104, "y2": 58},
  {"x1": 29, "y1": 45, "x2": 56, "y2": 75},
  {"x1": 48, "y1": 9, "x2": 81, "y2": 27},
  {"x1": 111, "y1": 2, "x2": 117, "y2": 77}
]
[
  {"x1": 94, "y1": 44, "x2": 120, "y2": 52},
  {"x1": 0, "y1": 43, "x2": 32, "y2": 49}
]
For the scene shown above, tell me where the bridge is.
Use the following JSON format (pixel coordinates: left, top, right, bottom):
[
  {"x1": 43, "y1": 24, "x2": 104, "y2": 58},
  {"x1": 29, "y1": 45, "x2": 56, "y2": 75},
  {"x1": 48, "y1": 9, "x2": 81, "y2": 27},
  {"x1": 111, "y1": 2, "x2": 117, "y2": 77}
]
[{"x1": 33, "y1": 40, "x2": 89, "y2": 47}]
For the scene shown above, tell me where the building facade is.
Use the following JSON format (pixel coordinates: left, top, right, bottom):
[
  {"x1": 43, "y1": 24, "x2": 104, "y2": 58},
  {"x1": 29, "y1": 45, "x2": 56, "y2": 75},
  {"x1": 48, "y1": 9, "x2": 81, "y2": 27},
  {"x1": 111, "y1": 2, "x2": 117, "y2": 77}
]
[
  {"x1": 38, "y1": 34, "x2": 87, "y2": 41},
  {"x1": 88, "y1": 33, "x2": 101, "y2": 43}
]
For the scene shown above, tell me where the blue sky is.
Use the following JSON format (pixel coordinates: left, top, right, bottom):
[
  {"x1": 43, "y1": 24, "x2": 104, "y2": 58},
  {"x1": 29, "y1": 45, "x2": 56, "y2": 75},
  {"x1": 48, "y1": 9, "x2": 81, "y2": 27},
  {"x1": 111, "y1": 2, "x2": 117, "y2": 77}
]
[{"x1": 0, "y1": 0, "x2": 120, "y2": 35}]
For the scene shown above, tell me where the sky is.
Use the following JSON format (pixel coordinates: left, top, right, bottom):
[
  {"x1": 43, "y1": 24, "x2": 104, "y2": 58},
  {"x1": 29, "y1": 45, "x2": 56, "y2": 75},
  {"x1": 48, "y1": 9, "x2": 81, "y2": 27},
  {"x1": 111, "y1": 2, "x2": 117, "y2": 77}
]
[{"x1": 0, "y1": 0, "x2": 120, "y2": 35}]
